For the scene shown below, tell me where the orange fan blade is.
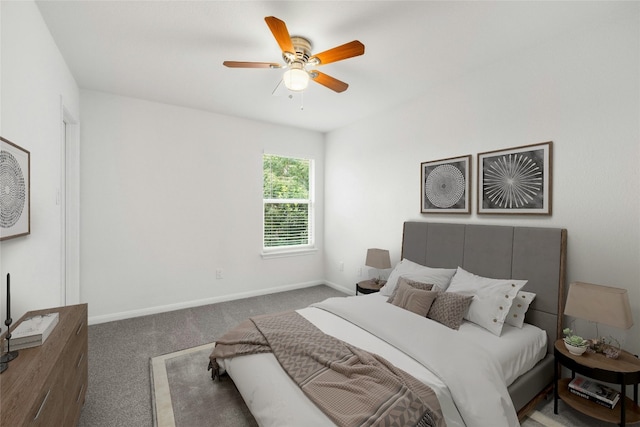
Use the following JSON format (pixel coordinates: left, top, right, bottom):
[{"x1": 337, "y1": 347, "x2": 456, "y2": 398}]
[
  {"x1": 265, "y1": 16, "x2": 294, "y2": 54},
  {"x1": 310, "y1": 71, "x2": 349, "y2": 93},
  {"x1": 223, "y1": 61, "x2": 281, "y2": 69},
  {"x1": 310, "y1": 40, "x2": 365, "y2": 66}
]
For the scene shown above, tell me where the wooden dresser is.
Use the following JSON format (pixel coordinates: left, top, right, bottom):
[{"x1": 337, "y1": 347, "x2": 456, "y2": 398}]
[{"x1": 0, "y1": 304, "x2": 88, "y2": 426}]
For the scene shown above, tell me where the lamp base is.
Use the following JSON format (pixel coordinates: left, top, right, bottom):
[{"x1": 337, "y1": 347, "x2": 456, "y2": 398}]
[{"x1": 0, "y1": 361, "x2": 6, "y2": 373}]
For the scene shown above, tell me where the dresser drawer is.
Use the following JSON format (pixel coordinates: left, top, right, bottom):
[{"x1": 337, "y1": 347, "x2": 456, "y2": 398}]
[
  {"x1": 63, "y1": 305, "x2": 88, "y2": 426},
  {"x1": 63, "y1": 319, "x2": 87, "y2": 384},
  {"x1": 28, "y1": 367, "x2": 64, "y2": 427},
  {"x1": 63, "y1": 308, "x2": 87, "y2": 374},
  {"x1": 65, "y1": 361, "x2": 88, "y2": 426}
]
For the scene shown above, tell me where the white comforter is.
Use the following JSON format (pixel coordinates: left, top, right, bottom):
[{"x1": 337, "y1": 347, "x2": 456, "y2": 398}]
[{"x1": 221, "y1": 294, "x2": 546, "y2": 427}]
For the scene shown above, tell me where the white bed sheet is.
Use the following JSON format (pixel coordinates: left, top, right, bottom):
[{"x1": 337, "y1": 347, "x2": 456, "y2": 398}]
[
  {"x1": 223, "y1": 305, "x2": 465, "y2": 427},
  {"x1": 220, "y1": 294, "x2": 546, "y2": 427},
  {"x1": 454, "y1": 317, "x2": 547, "y2": 386}
]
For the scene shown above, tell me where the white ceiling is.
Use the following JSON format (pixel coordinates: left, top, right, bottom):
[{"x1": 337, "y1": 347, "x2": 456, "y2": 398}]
[{"x1": 35, "y1": 1, "x2": 626, "y2": 133}]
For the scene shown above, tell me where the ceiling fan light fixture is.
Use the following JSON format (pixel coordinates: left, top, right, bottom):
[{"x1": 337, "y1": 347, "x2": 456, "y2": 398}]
[
  {"x1": 283, "y1": 63, "x2": 309, "y2": 92},
  {"x1": 224, "y1": 17, "x2": 364, "y2": 94}
]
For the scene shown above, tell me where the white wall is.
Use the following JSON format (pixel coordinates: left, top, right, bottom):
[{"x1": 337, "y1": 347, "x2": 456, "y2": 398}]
[
  {"x1": 3, "y1": 2, "x2": 638, "y2": 356},
  {"x1": 324, "y1": 7, "x2": 640, "y2": 354},
  {"x1": 80, "y1": 90, "x2": 325, "y2": 322},
  {"x1": 0, "y1": 1, "x2": 80, "y2": 322}
]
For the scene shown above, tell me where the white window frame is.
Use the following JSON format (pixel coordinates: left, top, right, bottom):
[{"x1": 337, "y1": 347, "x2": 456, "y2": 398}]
[{"x1": 262, "y1": 154, "x2": 316, "y2": 259}]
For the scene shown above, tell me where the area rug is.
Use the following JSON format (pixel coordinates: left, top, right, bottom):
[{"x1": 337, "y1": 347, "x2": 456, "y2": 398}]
[
  {"x1": 150, "y1": 342, "x2": 257, "y2": 427},
  {"x1": 151, "y1": 343, "x2": 593, "y2": 427}
]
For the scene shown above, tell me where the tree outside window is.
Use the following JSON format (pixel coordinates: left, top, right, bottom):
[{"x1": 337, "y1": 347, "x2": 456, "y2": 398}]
[{"x1": 263, "y1": 154, "x2": 314, "y2": 250}]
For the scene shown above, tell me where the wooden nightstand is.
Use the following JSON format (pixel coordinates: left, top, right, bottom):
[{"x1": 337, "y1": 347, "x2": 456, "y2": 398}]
[
  {"x1": 356, "y1": 279, "x2": 385, "y2": 295},
  {"x1": 554, "y1": 339, "x2": 640, "y2": 426}
]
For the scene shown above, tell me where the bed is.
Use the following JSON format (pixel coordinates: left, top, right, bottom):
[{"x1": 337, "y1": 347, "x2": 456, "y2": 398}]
[{"x1": 210, "y1": 221, "x2": 567, "y2": 426}]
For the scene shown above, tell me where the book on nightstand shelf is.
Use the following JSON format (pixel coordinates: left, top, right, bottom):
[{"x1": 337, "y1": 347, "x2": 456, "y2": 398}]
[
  {"x1": 3, "y1": 312, "x2": 59, "y2": 351},
  {"x1": 568, "y1": 376, "x2": 620, "y2": 409}
]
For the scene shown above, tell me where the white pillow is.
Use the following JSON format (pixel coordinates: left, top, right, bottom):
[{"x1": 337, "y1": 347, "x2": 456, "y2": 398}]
[
  {"x1": 446, "y1": 267, "x2": 527, "y2": 336},
  {"x1": 505, "y1": 291, "x2": 536, "y2": 328},
  {"x1": 379, "y1": 259, "x2": 456, "y2": 297}
]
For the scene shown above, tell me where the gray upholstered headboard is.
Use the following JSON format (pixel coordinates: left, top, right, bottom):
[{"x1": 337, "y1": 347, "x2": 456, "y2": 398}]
[{"x1": 401, "y1": 222, "x2": 567, "y2": 354}]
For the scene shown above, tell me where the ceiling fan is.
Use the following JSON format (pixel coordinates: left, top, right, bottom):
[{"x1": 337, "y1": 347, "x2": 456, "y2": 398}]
[{"x1": 223, "y1": 16, "x2": 365, "y2": 93}]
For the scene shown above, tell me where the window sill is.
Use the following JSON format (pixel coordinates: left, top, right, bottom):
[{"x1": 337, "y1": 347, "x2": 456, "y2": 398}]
[{"x1": 261, "y1": 247, "x2": 318, "y2": 259}]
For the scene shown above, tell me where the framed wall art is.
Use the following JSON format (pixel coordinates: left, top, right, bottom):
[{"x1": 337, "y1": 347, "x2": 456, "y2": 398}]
[
  {"x1": 0, "y1": 137, "x2": 30, "y2": 240},
  {"x1": 421, "y1": 155, "x2": 471, "y2": 214},
  {"x1": 478, "y1": 141, "x2": 552, "y2": 215}
]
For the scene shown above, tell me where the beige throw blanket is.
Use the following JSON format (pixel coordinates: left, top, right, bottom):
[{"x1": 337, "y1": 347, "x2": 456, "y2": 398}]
[{"x1": 210, "y1": 311, "x2": 445, "y2": 427}]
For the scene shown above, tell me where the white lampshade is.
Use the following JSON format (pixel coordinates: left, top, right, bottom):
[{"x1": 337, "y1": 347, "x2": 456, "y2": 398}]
[
  {"x1": 365, "y1": 248, "x2": 391, "y2": 270},
  {"x1": 283, "y1": 63, "x2": 309, "y2": 91},
  {"x1": 564, "y1": 282, "x2": 633, "y2": 329}
]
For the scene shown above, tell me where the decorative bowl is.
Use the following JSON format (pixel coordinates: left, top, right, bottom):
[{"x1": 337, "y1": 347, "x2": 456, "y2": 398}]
[{"x1": 564, "y1": 341, "x2": 587, "y2": 356}]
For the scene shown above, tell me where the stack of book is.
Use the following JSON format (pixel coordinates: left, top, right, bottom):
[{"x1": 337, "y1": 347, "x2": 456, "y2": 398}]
[
  {"x1": 4, "y1": 312, "x2": 59, "y2": 351},
  {"x1": 568, "y1": 376, "x2": 621, "y2": 409}
]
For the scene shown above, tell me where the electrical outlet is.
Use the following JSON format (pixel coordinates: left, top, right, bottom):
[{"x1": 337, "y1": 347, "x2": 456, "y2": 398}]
[
  {"x1": 339, "y1": 262, "x2": 344, "y2": 272},
  {"x1": 357, "y1": 268, "x2": 362, "y2": 277},
  {"x1": 216, "y1": 269, "x2": 223, "y2": 279}
]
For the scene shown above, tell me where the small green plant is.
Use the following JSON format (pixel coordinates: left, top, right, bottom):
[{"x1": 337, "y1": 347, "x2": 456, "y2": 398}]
[{"x1": 563, "y1": 328, "x2": 588, "y2": 347}]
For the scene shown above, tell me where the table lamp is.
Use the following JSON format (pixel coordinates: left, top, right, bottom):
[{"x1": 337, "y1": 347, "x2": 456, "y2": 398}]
[
  {"x1": 365, "y1": 248, "x2": 391, "y2": 284},
  {"x1": 563, "y1": 281, "x2": 633, "y2": 357}
]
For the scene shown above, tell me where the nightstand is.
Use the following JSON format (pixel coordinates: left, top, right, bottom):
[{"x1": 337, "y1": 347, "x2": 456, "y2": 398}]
[
  {"x1": 554, "y1": 339, "x2": 640, "y2": 426},
  {"x1": 356, "y1": 279, "x2": 385, "y2": 295}
]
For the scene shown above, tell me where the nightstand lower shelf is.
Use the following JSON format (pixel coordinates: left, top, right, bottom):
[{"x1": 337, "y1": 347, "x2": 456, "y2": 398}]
[{"x1": 558, "y1": 378, "x2": 640, "y2": 425}]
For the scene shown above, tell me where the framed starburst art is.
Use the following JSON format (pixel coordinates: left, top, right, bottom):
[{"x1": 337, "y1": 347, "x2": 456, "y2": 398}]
[
  {"x1": 421, "y1": 155, "x2": 471, "y2": 214},
  {"x1": 478, "y1": 141, "x2": 552, "y2": 215},
  {"x1": 1, "y1": 137, "x2": 30, "y2": 240}
]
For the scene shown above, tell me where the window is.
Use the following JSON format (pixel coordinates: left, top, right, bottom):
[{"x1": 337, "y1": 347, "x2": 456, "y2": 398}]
[{"x1": 263, "y1": 154, "x2": 314, "y2": 254}]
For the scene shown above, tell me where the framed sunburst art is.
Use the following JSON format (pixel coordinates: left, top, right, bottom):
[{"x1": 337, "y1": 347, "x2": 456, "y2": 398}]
[
  {"x1": 421, "y1": 155, "x2": 471, "y2": 214},
  {"x1": 478, "y1": 141, "x2": 552, "y2": 215},
  {"x1": 1, "y1": 137, "x2": 30, "y2": 240}
]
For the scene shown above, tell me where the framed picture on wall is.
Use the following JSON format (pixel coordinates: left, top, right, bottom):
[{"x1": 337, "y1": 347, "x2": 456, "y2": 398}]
[
  {"x1": 421, "y1": 155, "x2": 471, "y2": 214},
  {"x1": 0, "y1": 137, "x2": 31, "y2": 240},
  {"x1": 478, "y1": 141, "x2": 552, "y2": 215}
]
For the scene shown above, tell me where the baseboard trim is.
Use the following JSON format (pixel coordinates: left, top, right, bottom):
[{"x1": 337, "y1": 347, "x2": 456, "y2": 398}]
[
  {"x1": 324, "y1": 281, "x2": 353, "y2": 295},
  {"x1": 89, "y1": 281, "x2": 351, "y2": 325}
]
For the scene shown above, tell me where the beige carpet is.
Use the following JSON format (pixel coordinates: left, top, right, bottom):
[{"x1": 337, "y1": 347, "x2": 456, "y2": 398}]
[{"x1": 150, "y1": 342, "x2": 602, "y2": 427}]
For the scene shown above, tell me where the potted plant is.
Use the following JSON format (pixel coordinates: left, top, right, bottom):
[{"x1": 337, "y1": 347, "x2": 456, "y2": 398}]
[{"x1": 563, "y1": 328, "x2": 588, "y2": 355}]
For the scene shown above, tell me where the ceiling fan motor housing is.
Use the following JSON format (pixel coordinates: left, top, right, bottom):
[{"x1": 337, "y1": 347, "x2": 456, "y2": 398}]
[{"x1": 283, "y1": 36, "x2": 312, "y2": 65}]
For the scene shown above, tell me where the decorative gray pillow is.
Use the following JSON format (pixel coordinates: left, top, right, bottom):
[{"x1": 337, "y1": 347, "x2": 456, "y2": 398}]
[
  {"x1": 391, "y1": 282, "x2": 438, "y2": 317},
  {"x1": 427, "y1": 291, "x2": 473, "y2": 330},
  {"x1": 387, "y1": 276, "x2": 434, "y2": 304}
]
